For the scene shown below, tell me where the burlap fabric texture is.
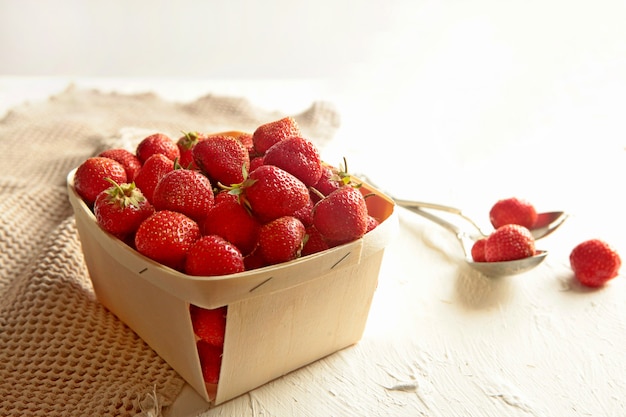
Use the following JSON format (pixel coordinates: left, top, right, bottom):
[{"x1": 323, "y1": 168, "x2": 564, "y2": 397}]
[{"x1": 0, "y1": 85, "x2": 340, "y2": 417}]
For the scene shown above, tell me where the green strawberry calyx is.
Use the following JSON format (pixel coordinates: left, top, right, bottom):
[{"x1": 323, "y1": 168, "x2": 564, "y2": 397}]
[
  {"x1": 217, "y1": 164, "x2": 257, "y2": 212},
  {"x1": 103, "y1": 178, "x2": 147, "y2": 209}
]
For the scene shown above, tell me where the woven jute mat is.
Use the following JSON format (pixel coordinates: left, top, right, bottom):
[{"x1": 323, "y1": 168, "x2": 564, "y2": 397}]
[{"x1": 0, "y1": 85, "x2": 340, "y2": 417}]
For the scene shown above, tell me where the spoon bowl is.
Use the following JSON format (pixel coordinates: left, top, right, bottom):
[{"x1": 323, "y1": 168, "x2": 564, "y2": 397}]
[
  {"x1": 467, "y1": 251, "x2": 548, "y2": 277},
  {"x1": 402, "y1": 205, "x2": 548, "y2": 278}
]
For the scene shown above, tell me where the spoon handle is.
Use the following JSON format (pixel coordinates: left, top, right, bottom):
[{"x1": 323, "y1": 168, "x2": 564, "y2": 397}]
[
  {"x1": 394, "y1": 199, "x2": 488, "y2": 237},
  {"x1": 402, "y1": 206, "x2": 477, "y2": 258}
]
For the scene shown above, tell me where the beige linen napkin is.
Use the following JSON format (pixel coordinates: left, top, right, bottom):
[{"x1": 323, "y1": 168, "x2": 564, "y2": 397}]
[{"x1": 0, "y1": 85, "x2": 340, "y2": 417}]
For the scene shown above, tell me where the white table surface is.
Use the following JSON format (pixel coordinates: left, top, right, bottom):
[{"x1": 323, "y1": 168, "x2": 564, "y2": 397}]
[{"x1": 2, "y1": 3, "x2": 626, "y2": 416}]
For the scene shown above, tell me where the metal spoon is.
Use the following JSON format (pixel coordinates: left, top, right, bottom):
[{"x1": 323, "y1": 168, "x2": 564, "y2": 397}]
[
  {"x1": 392, "y1": 198, "x2": 567, "y2": 240},
  {"x1": 402, "y1": 205, "x2": 548, "y2": 277}
]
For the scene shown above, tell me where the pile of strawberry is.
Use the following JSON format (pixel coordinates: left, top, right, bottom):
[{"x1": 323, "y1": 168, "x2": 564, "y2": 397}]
[
  {"x1": 470, "y1": 197, "x2": 621, "y2": 287},
  {"x1": 72, "y1": 117, "x2": 383, "y2": 386},
  {"x1": 73, "y1": 116, "x2": 380, "y2": 276}
]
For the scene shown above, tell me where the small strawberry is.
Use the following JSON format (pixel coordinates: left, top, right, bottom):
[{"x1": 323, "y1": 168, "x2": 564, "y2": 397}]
[
  {"x1": 252, "y1": 117, "x2": 301, "y2": 154},
  {"x1": 136, "y1": 132, "x2": 180, "y2": 163},
  {"x1": 569, "y1": 239, "x2": 621, "y2": 287},
  {"x1": 484, "y1": 224, "x2": 535, "y2": 262},
  {"x1": 489, "y1": 197, "x2": 538, "y2": 230},
  {"x1": 193, "y1": 135, "x2": 250, "y2": 186},
  {"x1": 313, "y1": 186, "x2": 368, "y2": 245},
  {"x1": 292, "y1": 194, "x2": 314, "y2": 227},
  {"x1": 311, "y1": 161, "x2": 354, "y2": 203},
  {"x1": 134, "y1": 210, "x2": 201, "y2": 270},
  {"x1": 366, "y1": 215, "x2": 380, "y2": 233},
  {"x1": 185, "y1": 235, "x2": 245, "y2": 276},
  {"x1": 74, "y1": 157, "x2": 128, "y2": 206},
  {"x1": 196, "y1": 340, "x2": 223, "y2": 384},
  {"x1": 243, "y1": 249, "x2": 267, "y2": 271},
  {"x1": 243, "y1": 165, "x2": 310, "y2": 222},
  {"x1": 263, "y1": 136, "x2": 322, "y2": 186},
  {"x1": 236, "y1": 132, "x2": 255, "y2": 156},
  {"x1": 190, "y1": 305, "x2": 227, "y2": 346},
  {"x1": 471, "y1": 238, "x2": 487, "y2": 262},
  {"x1": 177, "y1": 131, "x2": 208, "y2": 170},
  {"x1": 152, "y1": 168, "x2": 215, "y2": 222},
  {"x1": 133, "y1": 153, "x2": 174, "y2": 203},
  {"x1": 249, "y1": 156, "x2": 265, "y2": 172},
  {"x1": 98, "y1": 148, "x2": 142, "y2": 180},
  {"x1": 301, "y1": 225, "x2": 329, "y2": 256},
  {"x1": 257, "y1": 216, "x2": 306, "y2": 265},
  {"x1": 313, "y1": 165, "x2": 343, "y2": 198},
  {"x1": 93, "y1": 180, "x2": 155, "y2": 239},
  {"x1": 200, "y1": 192, "x2": 261, "y2": 256}
]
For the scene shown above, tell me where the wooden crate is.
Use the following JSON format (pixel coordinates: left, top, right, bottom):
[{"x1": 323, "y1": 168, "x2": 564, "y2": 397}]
[{"x1": 67, "y1": 169, "x2": 397, "y2": 404}]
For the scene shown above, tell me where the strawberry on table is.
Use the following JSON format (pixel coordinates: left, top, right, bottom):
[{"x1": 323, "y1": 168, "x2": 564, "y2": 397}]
[
  {"x1": 252, "y1": 116, "x2": 301, "y2": 155},
  {"x1": 190, "y1": 305, "x2": 227, "y2": 347},
  {"x1": 185, "y1": 235, "x2": 245, "y2": 276},
  {"x1": 134, "y1": 210, "x2": 201, "y2": 271},
  {"x1": 133, "y1": 153, "x2": 174, "y2": 203},
  {"x1": 489, "y1": 197, "x2": 538, "y2": 230},
  {"x1": 257, "y1": 216, "x2": 306, "y2": 265},
  {"x1": 152, "y1": 168, "x2": 215, "y2": 222},
  {"x1": 263, "y1": 136, "x2": 323, "y2": 186},
  {"x1": 193, "y1": 135, "x2": 250, "y2": 186},
  {"x1": 313, "y1": 186, "x2": 369, "y2": 245},
  {"x1": 136, "y1": 132, "x2": 180, "y2": 163},
  {"x1": 98, "y1": 148, "x2": 142, "y2": 180},
  {"x1": 484, "y1": 224, "x2": 535, "y2": 262},
  {"x1": 93, "y1": 180, "x2": 155, "y2": 239},
  {"x1": 74, "y1": 156, "x2": 128, "y2": 206},
  {"x1": 570, "y1": 239, "x2": 622, "y2": 287}
]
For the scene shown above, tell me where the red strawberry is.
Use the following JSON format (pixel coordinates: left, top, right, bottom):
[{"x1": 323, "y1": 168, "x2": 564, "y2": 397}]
[
  {"x1": 314, "y1": 166, "x2": 341, "y2": 195},
  {"x1": 484, "y1": 224, "x2": 535, "y2": 262},
  {"x1": 236, "y1": 132, "x2": 255, "y2": 156},
  {"x1": 190, "y1": 305, "x2": 227, "y2": 346},
  {"x1": 569, "y1": 239, "x2": 622, "y2": 287},
  {"x1": 301, "y1": 225, "x2": 329, "y2": 256},
  {"x1": 74, "y1": 157, "x2": 127, "y2": 206},
  {"x1": 133, "y1": 154, "x2": 174, "y2": 203},
  {"x1": 152, "y1": 168, "x2": 215, "y2": 222},
  {"x1": 243, "y1": 249, "x2": 267, "y2": 271},
  {"x1": 98, "y1": 148, "x2": 142, "y2": 180},
  {"x1": 311, "y1": 163, "x2": 353, "y2": 203},
  {"x1": 193, "y1": 135, "x2": 250, "y2": 186},
  {"x1": 243, "y1": 165, "x2": 310, "y2": 222},
  {"x1": 200, "y1": 192, "x2": 261, "y2": 255},
  {"x1": 471, "y1": 238, "x2": 487, "y2": 262},
  {"x1": 257, "y1": 216, "x2": 306, "y2": 265},
  {"x1": 134, "y1": 210, "x2": 201, "y2": 270},
  {"x1": 489, "y1": 197, "x2": 538, "y2": 230},
  {"x1": 263, "y1": 136, "x2": 322, "y2": 186},
  {"x1": 196, "y1": 340, "x2": 223, "y2": 384},
  {"x1": 177, "y1": 131, "x2": 208, "y2": 170},
  {"x1": 252, "y1": 117, "x2": 301, "y2": 154},
  {"x1": 136, "y1": 132, "x2": 180, "y2": 163},
  {"x1": 185, "y1": 235, "x2": 245, "y2": 276},
  {"x1": 93, "y1": 180, "x2": 155, "y2": 239},
  {"x1": 249, "y1": 156, "x2": 265, "y2": 172},
  {"x1": 292, "y1": 194, "x2": 314, "y2": 227},
  {"x1": 313, "y1": 186, "x2": 368, "y2": 245},
  {"x1": 366, "y1": 215, "x2": 380, "y2": 233}
]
